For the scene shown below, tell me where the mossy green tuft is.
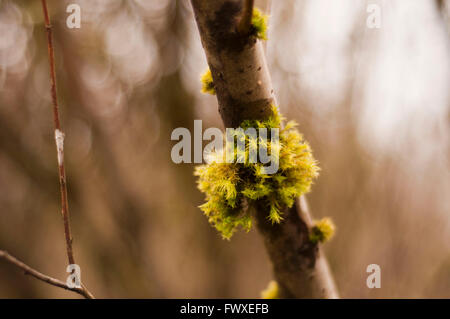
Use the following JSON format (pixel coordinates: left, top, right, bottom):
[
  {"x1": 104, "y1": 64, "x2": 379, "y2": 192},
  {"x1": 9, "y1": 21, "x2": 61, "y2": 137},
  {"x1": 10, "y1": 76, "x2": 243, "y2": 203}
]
[
  {"x1": 200, "y1": 69, "x2": 215, "y2": 95},
  {"x1": 251, "y1": 8, "x2": 269, "y2": 40},
  {"x1": 261, "y1": 280, "x2": 279, "y2": 299},
  {"x1": 194, "y1": 105, "x2": 320, "y2": 239},
  {"x1": 309, "y1": 217, "x2": 336, "y2": 244}
]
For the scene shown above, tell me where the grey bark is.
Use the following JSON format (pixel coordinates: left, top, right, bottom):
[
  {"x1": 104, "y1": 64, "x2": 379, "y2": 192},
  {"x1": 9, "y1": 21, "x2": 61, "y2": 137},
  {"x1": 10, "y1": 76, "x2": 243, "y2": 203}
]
[{"x1": 190, "y1": 0, "x2": 339, "y2": 298}]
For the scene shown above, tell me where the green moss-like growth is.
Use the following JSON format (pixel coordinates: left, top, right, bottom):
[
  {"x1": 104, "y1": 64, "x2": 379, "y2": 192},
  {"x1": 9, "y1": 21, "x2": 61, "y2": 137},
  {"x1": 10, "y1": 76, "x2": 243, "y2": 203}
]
[
  {"x1": 309, "y1": 217, "x2": 336, "y2": 244},
  {"x1": 261, "y1": 280, "x2": 279, "y2": 299},
  {"x1": 194, "y1": 106, "x2": 319, "y2": 239},
  {"x1": 251, "y1": 8, "x2": 269, "y2": 40},
  {"x1": 200, "y1": 69, "x2": 215, "y2": 95}
]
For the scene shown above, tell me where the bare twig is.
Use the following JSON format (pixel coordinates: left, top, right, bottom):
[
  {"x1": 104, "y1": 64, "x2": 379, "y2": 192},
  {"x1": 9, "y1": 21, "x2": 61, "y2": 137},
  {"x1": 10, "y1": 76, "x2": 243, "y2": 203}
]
[
  {"x1": 41, "y1": 0, "x2": 74, "y2": 267},
  {"x1": 37, "y1": 0, "x2": 94, "y2": 298},
  {"x1": 237, "y1": 0, "x2": 254, "y2": 35},
  {"x1": 0, "y1": 250, "x2": 94, "y2": 299}
]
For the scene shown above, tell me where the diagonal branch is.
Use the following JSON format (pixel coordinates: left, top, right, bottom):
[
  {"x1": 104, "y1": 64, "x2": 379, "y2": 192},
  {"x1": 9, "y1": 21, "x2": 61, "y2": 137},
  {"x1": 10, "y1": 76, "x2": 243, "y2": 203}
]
[
  {"x1": 190, "y1": 0, "x2": 338, "y2": 298},
  {"x1": 0, "y1": 250, "x2": 94, "y2": 299}
]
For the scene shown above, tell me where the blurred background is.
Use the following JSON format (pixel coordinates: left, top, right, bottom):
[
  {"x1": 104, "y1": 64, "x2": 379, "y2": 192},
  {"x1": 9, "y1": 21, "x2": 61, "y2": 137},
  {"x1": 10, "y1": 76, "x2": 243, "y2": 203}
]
[{"x1": 0, "y1": 0, "x2": 449, "y2": 298}]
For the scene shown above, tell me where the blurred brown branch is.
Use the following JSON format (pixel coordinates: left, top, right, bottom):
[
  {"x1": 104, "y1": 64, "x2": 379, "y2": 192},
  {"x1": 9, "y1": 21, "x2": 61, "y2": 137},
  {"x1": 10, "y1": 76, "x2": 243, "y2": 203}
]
[
  {"x1": 190, "y1": 0, "x2": 338, "y2": 298},
  {"x1": 0, "y1": 0, "x2": 94, "y2": 299},
  {"x1": 41, "y1": 0, "x2": 75, "y2": 267},
  {"x1": 237, "y1": 0, "x2": 254, "y2": 35},
  {"x1": 0, "y1": 250, "x2": 94, "y2": 299}
]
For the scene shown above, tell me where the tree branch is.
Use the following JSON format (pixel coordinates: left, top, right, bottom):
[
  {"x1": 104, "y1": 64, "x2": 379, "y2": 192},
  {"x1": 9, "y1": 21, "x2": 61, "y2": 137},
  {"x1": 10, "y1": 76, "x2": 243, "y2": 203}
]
[
  {"x1": 190, "y1": 0, "x2": 338, "y2": 298},
  {"x1": 41, "y1": 0, "x2": 75, "y2": 267},
  {"x1": 0, "y1": 250, "x2": 94, "y2": 299},
  {"x1": 255, "y1": 197, "x2": 338, "y2": 298},
  {"x1": 237, "y1": 0, "x2": 254, "y2": 35},
  {"x1": 0, "y1": 0, "x2": 100, "y2": 299}
]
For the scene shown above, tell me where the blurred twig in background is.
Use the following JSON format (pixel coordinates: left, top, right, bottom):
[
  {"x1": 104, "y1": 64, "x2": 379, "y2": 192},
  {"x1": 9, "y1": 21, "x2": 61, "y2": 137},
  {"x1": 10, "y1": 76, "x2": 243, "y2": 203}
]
[
  {"x1": 0, "y1": 250, "x2": 93, "y2": 299},
  {"x1": 0, "y1": 0, "x2": 94, "y2": 299},
  {"x1": 41, "y1": 0, "x2": 74, "y2": 268}
]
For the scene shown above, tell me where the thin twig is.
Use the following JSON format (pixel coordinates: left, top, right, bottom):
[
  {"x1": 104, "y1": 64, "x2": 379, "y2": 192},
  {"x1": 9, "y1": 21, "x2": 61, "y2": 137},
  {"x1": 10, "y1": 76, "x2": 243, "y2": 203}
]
[
  {"x1": 237, "y1": 0, "x2": 254, "y2": 35},
  {"x1": 41, "y1": 0, "x2": 74, "y2": 267},
  {"x1": 0, "y1": 250, "x2": 94, "y2": 299},
  {"x1": 38, "y1": 0, "x2": 94, "y2": 299}
]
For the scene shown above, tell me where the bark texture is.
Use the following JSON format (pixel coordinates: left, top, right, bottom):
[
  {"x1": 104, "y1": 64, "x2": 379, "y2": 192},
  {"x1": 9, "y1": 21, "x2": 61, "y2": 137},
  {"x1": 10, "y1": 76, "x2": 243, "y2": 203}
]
[{"x1": 190, "y1": 0, "x2": 338, "y2": 298}]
